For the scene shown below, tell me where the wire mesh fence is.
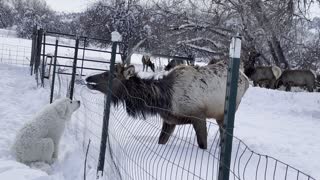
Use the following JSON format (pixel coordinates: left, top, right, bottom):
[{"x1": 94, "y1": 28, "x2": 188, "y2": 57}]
[
  {"x1": 0, "y1": 43, "x2": 31, "y2": 66},
  {"x1": 37, "y1": 31, "x2": 317, "y2": 180},
  {"x1": 65, "y1": 82, "x2": 317, "y2": 180}
]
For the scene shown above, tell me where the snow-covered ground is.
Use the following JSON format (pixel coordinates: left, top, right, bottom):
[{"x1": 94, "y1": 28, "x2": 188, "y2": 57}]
[
  {"x1": 0, "y1": 64, "x2": 96, "y2": 180},
  {"x1": 236, "y1": 87, "x2": 320, "y2": 178}
]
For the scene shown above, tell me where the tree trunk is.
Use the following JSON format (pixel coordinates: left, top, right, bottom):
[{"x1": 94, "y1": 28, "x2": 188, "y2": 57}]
[
  {"x1": 271, "y1": 37, "x2": 289, "y2": 68},
  {"x1": 250, "y1": 0, "x2": 289, "y2": 69},
  {"x1": 0, "y1": 15, "x2": 6, "y2": 28},
  {"x1": 268, "y1": 41, "x2": 280, "y2": 67}
]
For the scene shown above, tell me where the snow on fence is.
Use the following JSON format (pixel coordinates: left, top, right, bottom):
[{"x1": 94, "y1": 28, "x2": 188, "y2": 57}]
[{"x1": 11, "y1": 28, "x2": 318, "y2": 180}]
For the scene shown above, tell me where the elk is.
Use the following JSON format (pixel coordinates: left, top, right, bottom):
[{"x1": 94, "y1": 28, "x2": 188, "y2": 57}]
[
  {"x1": 275, "y1": 69, "x2": 316, "y2": 92},
  {"x1": 141, "y1": 55, "x2": 155, "y2": 72},
  {"x1": 86, "y1": 62, "x2": 249, "y2": 149},
  {"x1": 244, "y1": 66, "x2": 282, "y2": 89},
  {"x1": 164, "y1": 59, "x2": 185, "y2": 71}
]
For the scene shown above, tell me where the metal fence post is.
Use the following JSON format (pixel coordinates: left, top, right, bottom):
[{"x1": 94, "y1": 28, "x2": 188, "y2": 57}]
[
  {"x1": 41, "y1": 32, "x2": 46, "y2": 87},
  {"x1": 50, "y1": 39, "x2": 59, "y2": 104},
  {"x1": 69, "y1": 38, "x2": 80, "y2": 100},
  {"x1": 97, "y1": 31, "x2": 122, "y2": 179},
  {"x1": 80, "y1": 37, "x2": 87, "y2": 76},
  {"x1": 218, "y1": 35, "x2": 242, "y2": 180},
  {"x1": 35, "y1": 28, "x2": 43, "y2": 85},
  {"x1": 30, "y1": 26, "x2": 38, "y2": 75}
]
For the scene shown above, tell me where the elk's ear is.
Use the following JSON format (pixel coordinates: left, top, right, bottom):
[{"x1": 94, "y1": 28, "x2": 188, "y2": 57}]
[
  {"x1": 115, "y1": 63, "x2": 124, "y2": 73},
  {"x1": 123, "y1": 65, "x2": 135, "y2": 79}
]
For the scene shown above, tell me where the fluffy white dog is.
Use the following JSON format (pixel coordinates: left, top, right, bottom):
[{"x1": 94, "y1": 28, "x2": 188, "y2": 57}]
[{"x1": 11, "y1": 98, "x2": 80, "y2": 164}]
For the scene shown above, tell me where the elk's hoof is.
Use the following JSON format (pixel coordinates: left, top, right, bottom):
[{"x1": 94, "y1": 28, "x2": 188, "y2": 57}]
[{"x1": 198, "y1": 143, "x2": 207, "y2": 149}]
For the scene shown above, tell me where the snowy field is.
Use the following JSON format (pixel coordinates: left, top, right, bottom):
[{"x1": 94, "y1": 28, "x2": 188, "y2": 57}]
[{"x1": 0, "y1": 31, "x2": 319, "y2": 180}]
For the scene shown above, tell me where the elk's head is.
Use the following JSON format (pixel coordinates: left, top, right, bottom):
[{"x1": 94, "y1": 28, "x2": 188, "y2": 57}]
[{"x1": 86, "y1": 63, "x2": 135, "y2": 94}]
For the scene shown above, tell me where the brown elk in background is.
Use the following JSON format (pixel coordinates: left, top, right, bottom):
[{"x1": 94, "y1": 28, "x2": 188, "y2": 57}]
[
  {"x1": 244, "y1": 66, "x2": 282, "y2": 89},
  {"x1": 275, "y1": 70, "x2": 316, "y2": 92},
  {"x1": 142, "y1": 55, "x2": 155, "y2": 72}
]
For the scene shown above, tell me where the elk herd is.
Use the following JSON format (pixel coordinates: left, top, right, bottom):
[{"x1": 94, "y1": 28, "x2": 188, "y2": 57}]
[
  {"x1": 244, "y1": 64, "x2": 318, "y2": 92},
  {"x1": 143, "y1": 54, "x2": 319, "y2": 92}
]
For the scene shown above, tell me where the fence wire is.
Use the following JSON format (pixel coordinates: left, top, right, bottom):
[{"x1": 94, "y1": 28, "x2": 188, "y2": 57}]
[
  {"x1": 0, "y1": 43, "x2": 31, "y2": 66},
  {"x1": 63, "y1": 81, "x2": 316, "y2": 180}
]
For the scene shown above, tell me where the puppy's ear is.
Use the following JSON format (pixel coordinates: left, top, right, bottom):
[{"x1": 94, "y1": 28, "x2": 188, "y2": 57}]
[{"x1": 55, "y1": 100, "x2": 68, "y2": 119}]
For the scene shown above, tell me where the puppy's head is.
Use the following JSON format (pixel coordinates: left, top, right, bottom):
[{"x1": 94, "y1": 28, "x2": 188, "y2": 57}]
[{"x1": 53, "y1": 98, "x2": 80, "y2": 120}]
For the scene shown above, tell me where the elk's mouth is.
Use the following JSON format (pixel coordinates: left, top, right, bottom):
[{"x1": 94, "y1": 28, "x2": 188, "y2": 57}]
[{"x1": 86, "y1": 82, "x2": 97, "y2": 89}]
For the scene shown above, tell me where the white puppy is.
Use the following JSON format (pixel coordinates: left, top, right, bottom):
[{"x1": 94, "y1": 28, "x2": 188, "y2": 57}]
[{"x1": 11, "y1": 98, "x2": 80, "y2": 164}]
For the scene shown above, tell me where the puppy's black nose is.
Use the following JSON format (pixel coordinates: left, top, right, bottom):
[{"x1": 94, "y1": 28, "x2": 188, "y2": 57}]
[{"x1": 77, "y1": 101, "x2": 81, "y2": 105}]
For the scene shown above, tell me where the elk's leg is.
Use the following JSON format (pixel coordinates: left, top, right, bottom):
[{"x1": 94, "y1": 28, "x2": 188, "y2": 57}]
[
  {"x1": 253, "y1": 81, "x2": 257, "y2": 87},
  {"x1": 307, "y1": 85, "x2": 313, "y2": 92},
  {"x1": 265, "y1": 84, "x2": 270, "y2": 89},
  {"x1": 269, "y1": 79, "x2": 276, "y2": 89},
  {"x1": 192, "y1": 120, "x2": 207, "y2": 149},
  {"x1": 285, "y1": 83, "x2": 291, "y2": 91},
  {"x1": 216, "y1": 119, "x2": 224, "y2": 146},
  {"x1": 158, "y1": 122, "x2": 176, "y2": 145}
]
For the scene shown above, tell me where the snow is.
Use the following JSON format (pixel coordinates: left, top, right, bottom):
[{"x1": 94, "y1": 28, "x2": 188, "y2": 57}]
[
  {"x1": 111, "y1": 31, "x2": 122, "y2": 42},
  {"x1": 0, "y1": 64, "x2": 92, "y2": 180},
  {"x1": 0, "y1": 29, "x2": 17, "y2": 38},
  {"x1": 235, "y1": 87, "x2": 320, "y2": 178},
  {"x1": 310, "y1": 4, "x2": 320, "y2": 18}
]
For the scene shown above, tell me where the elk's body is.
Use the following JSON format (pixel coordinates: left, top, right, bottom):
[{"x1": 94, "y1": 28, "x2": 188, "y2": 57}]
[
  {"x1": 142, "y1": 55, "x2": 155, "y2": 72},
  {"x1": 276, "y1": 69, "x2": 315, "y2": 92},
  {"x1": 164, "y1": 59, "x2": 185, "y2": 71},
  {"x1": 244, "y1": 66, "x2": 281, "y2": 89},
  {"x1": 86, "y1": 62, "x2": 249, "y2": 149}
]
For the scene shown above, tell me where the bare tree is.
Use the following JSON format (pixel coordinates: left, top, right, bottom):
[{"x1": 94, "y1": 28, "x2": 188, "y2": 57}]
[
  {"x1": 81, "y1": 0, "x2": 151, "y2": 64},
  {"x1": 0, "y1": 0, "x2": 13, "y2": 28}
]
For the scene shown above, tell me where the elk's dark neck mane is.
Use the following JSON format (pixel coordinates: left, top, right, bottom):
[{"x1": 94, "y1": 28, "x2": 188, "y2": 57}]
[{"x1": 112, "y1": 73, "x2": 175, "y2": 119}]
